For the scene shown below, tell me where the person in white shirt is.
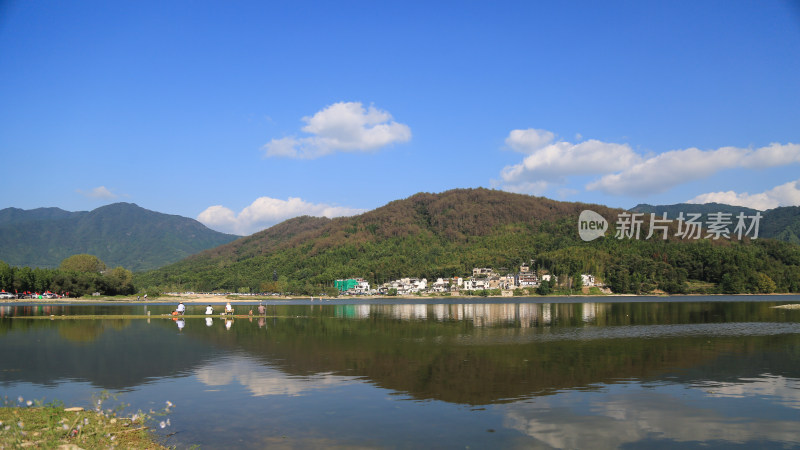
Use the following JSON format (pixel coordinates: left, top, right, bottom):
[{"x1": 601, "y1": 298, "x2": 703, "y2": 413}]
[{"x1": 205, "y1": 305, "x2": 214, "y2": 315}]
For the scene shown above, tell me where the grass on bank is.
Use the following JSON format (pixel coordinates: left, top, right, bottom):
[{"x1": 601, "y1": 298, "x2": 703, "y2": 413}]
[{"x1": 0, "y1": 394, "x2": 172, "y2": 449}]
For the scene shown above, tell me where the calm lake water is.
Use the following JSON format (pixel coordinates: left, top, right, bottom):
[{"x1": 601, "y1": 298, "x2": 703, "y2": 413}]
[{"x1": 2, "y1": 295, "x2": 800, "y2": 449}]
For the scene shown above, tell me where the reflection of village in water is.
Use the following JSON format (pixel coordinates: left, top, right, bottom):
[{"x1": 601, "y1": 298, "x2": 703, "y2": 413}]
[
  {"x1": 1, "y1": 302, "x2": 603, "y2": 326},
  {"x1": 334, "y1": 303, "x2": 603, "y2": 327}
]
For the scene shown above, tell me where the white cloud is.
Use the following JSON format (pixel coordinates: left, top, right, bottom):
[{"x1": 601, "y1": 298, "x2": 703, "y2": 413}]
[
  {"x1": 498, "y1": 128, "x2": 800, "y2": 199},
  {"x1": 499, "y1": 180, "x2": 551, "y2": 196},
  {"x1": 263, "y1": 102, "x2": 411, "y2": 159},
  {"x1": 687, "y1": 179, "x2": 800, "y2": 210},
  {"x1": 505, "y1": 128, "x2": 556, "y2": 153},
  {"x1": 499, "y1": 129, "x2": 641, "y2": 194},
  {"x1": 587, "y1": 143, "x2": 800, "y2": 195},
  {"x1": 741, "y1": 142, "x2": 800, "y2": 168},
  {"x1": 77, "y1": 186, "x2": 117, "y2": 200},
  {"x1": 197, "y1": 196, "x2": 366, "y2": 235},
  {"x1": 504, "y1": 379, "x2": 800, "y2": 449}
]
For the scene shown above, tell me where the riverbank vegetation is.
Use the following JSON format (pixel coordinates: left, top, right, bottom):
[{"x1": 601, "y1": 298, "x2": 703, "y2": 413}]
[
  {"x1": 0, "y1": 393, "x2": 170, "y2": 449},
  {"x1": 0, "y1": 254, "x2": 135, "y2": 298}
]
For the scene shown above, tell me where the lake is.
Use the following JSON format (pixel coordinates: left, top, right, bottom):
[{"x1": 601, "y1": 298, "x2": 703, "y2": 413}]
[{"x1": 2, "y1": 295, "x2": 800, "y2": 449}]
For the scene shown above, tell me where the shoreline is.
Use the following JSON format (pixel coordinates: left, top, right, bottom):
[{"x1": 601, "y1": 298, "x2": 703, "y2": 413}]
[{"x1": 2, "y1": 291, "x2": 800, "y2": 304}]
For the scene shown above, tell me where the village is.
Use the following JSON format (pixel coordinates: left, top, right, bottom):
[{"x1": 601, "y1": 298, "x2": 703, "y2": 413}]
[{"x1": 334, "y1": 263, "x2": 603, "y2": 296}]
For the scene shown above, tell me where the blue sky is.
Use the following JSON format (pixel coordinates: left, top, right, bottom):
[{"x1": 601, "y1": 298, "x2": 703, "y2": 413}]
[{"x1": 1, "y1": 1, "x2": 799, "y2": 235}]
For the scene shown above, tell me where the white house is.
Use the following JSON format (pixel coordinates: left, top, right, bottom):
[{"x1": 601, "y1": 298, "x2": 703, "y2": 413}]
[
  {"x1": 464, "y1": 279, "x2": 489, "y2": 291},
  {"x1": 541, "y1": 274, "x2": 557, "y2": 283},
  {"x1": 431, "y1": 278, "x2": 450, "y2": 293},
  {"x1": 353, "y1": 279, "x2": 371, "y2": 294}
]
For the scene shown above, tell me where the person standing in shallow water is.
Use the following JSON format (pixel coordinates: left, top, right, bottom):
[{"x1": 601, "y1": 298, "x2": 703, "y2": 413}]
[
  {"x1": 258, "y1": 303, "x2": 266, "y2": 315},
  {"x1": 177, "y1": 302, "x2": 186, "y2": 315},
  {"x1": 205, "y1": 305, "x2": 213, "y2": 315}
]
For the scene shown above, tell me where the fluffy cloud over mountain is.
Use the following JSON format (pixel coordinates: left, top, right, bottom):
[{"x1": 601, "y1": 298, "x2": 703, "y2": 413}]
[
  {"x1": 198, "y1": 196, "x2": 366, "y2": 235},
  {"x1": 77, "y1": 186, "x2": 118, "y2": 200},
  {"x1": 263, "y1": 102, "x2": 411, "y2": 159},
  {"x1": 498, "y1": 128, "x2": 800, "y2": 207},
  {"x1": 688, "y1": 179, "x2": 800, "y2": 210},
  {"x1": 499, "y1": 128, "x2": 642, "y2": 194},
  {"x1": 587, "y1": 143, "x2": 800, "y2": 195}
]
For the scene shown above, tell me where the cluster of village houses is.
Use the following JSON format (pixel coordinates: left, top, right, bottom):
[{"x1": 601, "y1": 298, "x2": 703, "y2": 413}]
[{"x1": 335, "y1": 264, "x2": 599, "y2": 296}]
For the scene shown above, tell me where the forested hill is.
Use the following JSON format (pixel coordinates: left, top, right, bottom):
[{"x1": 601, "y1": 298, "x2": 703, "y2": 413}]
[
  {"x1": 0, "y1": 206, "x2": 80, "y2": 224},
  {"x1": 135, "y1": 188, "x2": 800, "y2": 295},
  {"x1": 0, "y1": 203, "x2": 239, "y2": 271},
  {"x1": 631, "y1": 203, "x2": 800, "y2": 244},
  {"x1": 760, "y1": 206, "x2": 800, "y2": 244}
]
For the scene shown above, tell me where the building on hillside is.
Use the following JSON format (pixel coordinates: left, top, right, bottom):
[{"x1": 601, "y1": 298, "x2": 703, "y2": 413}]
[
  {"x1": 404, "y1": 278, "x2": 427, "y2": 294},
  {"x1": 463, "y1": 279, "x2": 489, "y2": 291},
  {"x1": 431, "y1": 278, "x2": 450, "y2": 293},
  {"x1": 353, "y1": 279, "x2": 371, "y2": 294},
  {"x1": 498, "y1": 274, "x2": 516, "y2": 289},
  {"x1": 335, "y1": 278, "x2": 370, "y2": 294},
  {"x1": 541, "y1": 274, "x2": 557, "y2": 283},
  {"x1": 473, "y1": 267, "x2": 493, "y2": 277},
  {"x1": 518, "y1": 273, "x2": 539, "y2": 287},
  {"x1": 335, "y1": 279, "x2": 358, "y2": 292},
  {"x1": 581, "y1": 274, "x2": 597, "y2": 287},
  {"x1": 519, "y1": 260, "x2": 535, "y2": 273},
  {"x1": 378, "y1": 277, "x2": 427, "y2": 295}
]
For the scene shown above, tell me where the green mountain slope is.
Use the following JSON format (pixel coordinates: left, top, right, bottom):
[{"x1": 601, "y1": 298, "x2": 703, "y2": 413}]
[
  {"x1": 0, "y1": 203, "x2": 239, "y2": 271},
  {"x1": 136, "y1": 188, "x2": 800, "y2": 295},
  {"x1": 0, "y1": 207, "x2": 80, "y2": 224},
  {"x1": 761, "y1": 206, "x2": 800, "y2": 244}
]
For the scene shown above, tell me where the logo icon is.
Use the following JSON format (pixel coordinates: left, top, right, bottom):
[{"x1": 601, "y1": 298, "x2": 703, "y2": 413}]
[{"x1": 579, "y1": 210, "x2": 608, "y2": 241}]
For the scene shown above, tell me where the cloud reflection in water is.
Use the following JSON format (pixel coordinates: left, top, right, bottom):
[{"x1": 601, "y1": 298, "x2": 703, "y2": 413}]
[
  {"x1": 504, "y1": 375, "x2": 800, "y2": 448},
  {"x1": 194, "y1": 356, "x2": 361, "y2": 397}
]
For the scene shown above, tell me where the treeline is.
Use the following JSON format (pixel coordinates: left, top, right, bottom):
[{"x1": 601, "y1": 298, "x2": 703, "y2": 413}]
[
  {"x1": 0, "y1": 255, "x2": 136, "y2": 297},
  {"x1": 133, "y1": 189, "x2": 800, "y2": 295},
  {"x1": 538, "y1": 232, "x2": 800, "y2": 295}
]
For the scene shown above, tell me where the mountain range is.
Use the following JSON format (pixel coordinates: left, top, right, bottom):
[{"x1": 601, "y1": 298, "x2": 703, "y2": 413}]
[
  {"x1": 630, "y1": 203, "x2": 800, "y2": 244},
  {"x1": 0, "y1": 203, "x2": 238, "y2": 271},
  {"x1": 2, "y1": 191, "x2": 800, "y2": 296},
  {"x1": 135, "y1": 188, "x2": 800, "y2": 295}
]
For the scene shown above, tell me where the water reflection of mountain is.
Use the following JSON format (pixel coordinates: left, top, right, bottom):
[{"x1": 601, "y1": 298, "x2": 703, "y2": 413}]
[
  {"x1": 2, "y1": 301, "x2": 799, "y2": 405},
  {"x1": 193, "y1": 302, "x2": 800, "y2": 405},
  {"x1": 0, "y1": 319, "x2": 222, "y2": 389}
]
